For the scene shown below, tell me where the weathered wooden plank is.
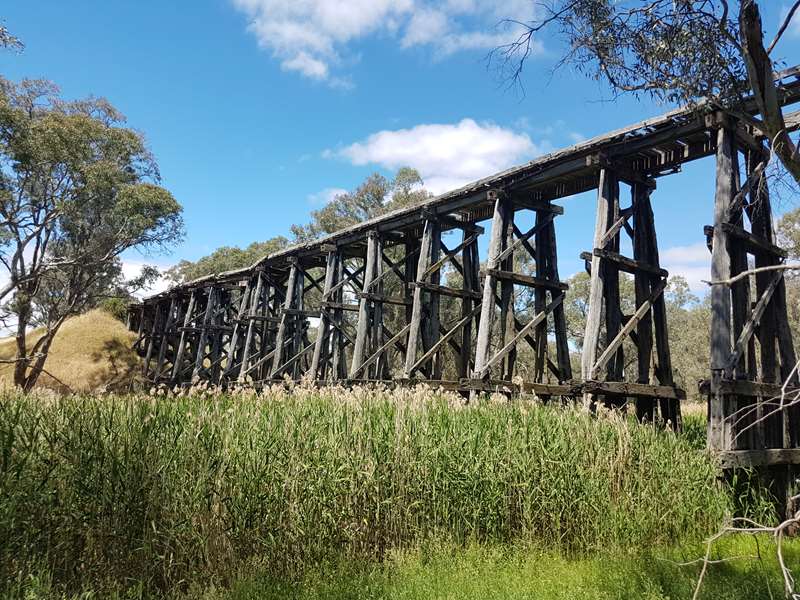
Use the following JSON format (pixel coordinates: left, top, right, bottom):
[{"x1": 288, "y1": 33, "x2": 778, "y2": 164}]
[
  {"x1": 424, "y1": 222, "x2": 443, "y2": 379},
  {"x1": 412, "y1": 281, "x2": 482, "y2": 299},
  {"x1": 587, "y1": 248, "x2": 668, "y2": 277},
  {"x1": 421, "y1": 231, "x2": 480, "y2": 279},
  {"x1": 290, "y1": 264, "x2": 308, "y2": 379},
  {"x1": 270, "y1": 263, "x2": 298, "y2": 377},
  {"x1": 719, "y1": 449, "x2": 800, "y2": 468},
  {"x1": 481, "y1": 269, "x2": 569, "y2": 291},
  {"x1": 371, "y1": 234, "x2": 387, "y2": 379},
  {"x1": 271, "y1": 340, "x2": 317, "y2": 379},
  {"x1": 410, "y1": 303, "x2": 483, "y2": 376},
  {"x1": 404, "y1": 219, "x2": 436, "y2": 377},
  {"x1": 582, "y1": 380, "x2": 685, "y2": 400},
  {"x1": 220, "y1": 283, "x2": 252, "y2": 380},
  {"x1": 509, "y1": 195, "x2": 565, "y2": 214},
  {"x1": 495, "y1": 213, "x2": 554, "y2": 265},
  {"x1": 727, "y1": 270, "x2": 782, "y2": 372},
  {"x1": 351, "y1": 323, "x2": 411, "y2": 379},
  {"x1": 708, "y1": 125, "x2": 735, "y2": 451},
  {"x1": 350, "y1": 232, "x2": 379, "y2": 378},
  {"x1": 593, "y1": 278, "x2": 667, "y2": 376},
  {"x1": 641, "y1": 185, "x2": 678, "y2": 427},
  {"x1": 601, "y1": 175, "x2": 624, "y2": 403},
  {"x1": 311, "y1": 251, "x2": 338, "y2": 379},
  {"x1": 699, "y1": 378, "x2": 800, "y2": 398},
  {"x1": 545, "y1": 210, "x2": 572, "y2": 382},
  {"x1": 533, "y1": 210, "x2": 548, "y2": 382},
  {"x1": 474, "y1": 193, "x2": 508, "y2": 378},
  {"x1": 460, "y1": 378, "x2": 575, "y2": 396},
  {"x1": 582, "y1": 169, "x2": 614, "y2": 384},
  {"x1": 459, "y1": 232, "x2": 478, "y2": 379},
  {"x1": 710, "y1": 223, "x2": 788, "y2": 258},
  {"x1": 172, "y1": 291, "x2": 197, "y2": 384},
  {"x1": 191, "y1": 287, "x2": 218, "y2": 381},
  {"x1": 598, "y1": 214, "x2": 629, "y2": 250},
  {"x1": 632, "y1": 183, "x2": 654, "y2": 410},
  {"x1": 477, "y1": 294, "x2": 564, "y2": 379},
  {"x1": 154, "y1": 297, "x2": 178, "y2": 381},
  {"x1": 357, "y1": 292, "x2": 411, "y2": 306}
]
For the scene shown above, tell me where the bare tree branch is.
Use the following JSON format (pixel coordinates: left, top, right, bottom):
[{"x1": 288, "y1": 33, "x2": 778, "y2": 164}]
[{"x1": 767, "y1": 0, "x2": 800, "y2": 55}]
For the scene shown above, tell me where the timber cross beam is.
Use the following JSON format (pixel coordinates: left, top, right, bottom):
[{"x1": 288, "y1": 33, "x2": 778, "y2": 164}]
[{"x1": 131, "y1": 69, "x2": 800, "y2": 502}]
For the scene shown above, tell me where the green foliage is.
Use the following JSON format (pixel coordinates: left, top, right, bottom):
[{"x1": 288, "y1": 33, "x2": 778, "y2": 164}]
[
  {"x1": 776, "y1": 209, "x2": 800, "y2": 343},
  {"x1": 0, "y1": 76, "x2": 183, "y2": 388},
  {"x1": 166, "y1": 237, "x2": 289, "y2": 283},
  {"x1": 563, "y1": 272, "x2": 711, "y2": 398},
  {"x1": 169, "y1": 168, "x2": 430, "y2": 284},
  {"x1": 0, "y1": 387, "x2": 736, "y2": 597},
  {"x1": 0, "y1": 22, "x2": 22, "y2": 51},
  {"x1": 290, "y1": 168, "x2": 431, "y2": 242},
  {"x1": 214, "y1": 537, "x2": 799, "y2": 600},
  {"x1": 778, "y1": 206, "x2": 800, "y2": 261},
  {"x1": 494, "y1": 1, "x2": 754, "y2": 105},
  {"x1": 98, "y1": 297, "x2": 131, "y2": 322},
  {"x1": 496, "y1": 1, "x2": 800, "y2": 190}
]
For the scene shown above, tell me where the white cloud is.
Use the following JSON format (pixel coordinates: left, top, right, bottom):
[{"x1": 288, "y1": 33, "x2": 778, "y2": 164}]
[
  {"x1": 329, "y1": 118, "x2": 543, "y2": 194},
  {"x1": 661, "y1": 242, "x2": 709, "y2": 265},
  {"x1": 661, "y1": 242, "x2": 711, "y2": 293},
  {"x1": 283, "y1": 51, "x2": 329, "y2": 80},
  {"x1": 307, "y1": 187, "x2": 348, "y2": 206},
  {"x1": 231, "y1": 0, "x2": 540, "y2": 85}
]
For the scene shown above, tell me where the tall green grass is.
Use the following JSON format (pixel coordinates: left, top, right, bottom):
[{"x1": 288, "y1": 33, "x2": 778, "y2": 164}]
[
  {"x1": 0, "y1": 387, "x2": 734, "y2": 596},
  {"x1": 211, "y1": 537, "x2": 800, "y2": 600}
]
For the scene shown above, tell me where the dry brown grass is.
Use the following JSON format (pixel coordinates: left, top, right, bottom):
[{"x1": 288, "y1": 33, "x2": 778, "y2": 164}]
[
  {"x1": 0, "y1": 309, "x2": 140, "y2": 393},
  {"x1": 682, "y1": 401, "x2": 707, "y2": 417}
]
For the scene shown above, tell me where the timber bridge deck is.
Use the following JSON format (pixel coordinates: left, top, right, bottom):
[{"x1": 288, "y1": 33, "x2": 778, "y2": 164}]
[{"x1": 131, "y1": 67, "x2": 800, "y2": 476}]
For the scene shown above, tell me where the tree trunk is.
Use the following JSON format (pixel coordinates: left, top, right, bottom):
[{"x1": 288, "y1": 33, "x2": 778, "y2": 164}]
[
  {"x1": 12, "y1": 295, "x2": 31, "y2": 389},
  {"x1": 740, "y1": 1, "x2": 800, "y2": 185},
  {"x1": 22, "y1": 331, "x2": 57, "y2": 392}
]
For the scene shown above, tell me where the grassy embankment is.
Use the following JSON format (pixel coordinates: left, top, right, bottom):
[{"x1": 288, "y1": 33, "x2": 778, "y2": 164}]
[
  {"x1": 0, "y1": 385, "x2": 792, "y2": 599},
  {"x1": 0, "y1": 309, "x2": 140, "y2": 393}
]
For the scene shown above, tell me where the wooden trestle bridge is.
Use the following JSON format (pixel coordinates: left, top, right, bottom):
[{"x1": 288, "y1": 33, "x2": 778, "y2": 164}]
[{"x1": 130, "y1": 67, "x2": 800, "y2": 476}]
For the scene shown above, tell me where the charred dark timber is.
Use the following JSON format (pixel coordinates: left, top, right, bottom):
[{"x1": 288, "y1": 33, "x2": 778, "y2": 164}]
[{"x1": 130, "y1": 70, "x2": 800, "y2": 493}]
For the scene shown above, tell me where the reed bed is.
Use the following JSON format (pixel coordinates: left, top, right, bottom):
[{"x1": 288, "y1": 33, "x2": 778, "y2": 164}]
[{"x1": 0, "y1": 386, "x2": 731, "y2": 595}]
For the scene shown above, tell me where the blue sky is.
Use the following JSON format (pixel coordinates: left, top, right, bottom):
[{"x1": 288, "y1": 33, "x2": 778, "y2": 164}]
[{"x1": 2, "y1": 1, "x2": 799, "y2": 293}]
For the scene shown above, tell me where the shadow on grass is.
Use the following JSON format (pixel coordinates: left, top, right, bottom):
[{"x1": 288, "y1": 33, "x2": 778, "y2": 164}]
[{"x1": 88, "y1": 338, "x2": 141, "y2": 392}]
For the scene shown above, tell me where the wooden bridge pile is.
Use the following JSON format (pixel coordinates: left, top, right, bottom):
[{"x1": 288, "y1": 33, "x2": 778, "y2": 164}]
[{"x1": 130, "y1": 67, "x2": 800, "y2": 481}]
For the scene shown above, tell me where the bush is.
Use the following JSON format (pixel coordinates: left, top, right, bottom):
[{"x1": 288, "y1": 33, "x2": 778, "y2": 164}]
[{"x1": 97, "y1": 297, "x2": 130, "y2": 322}]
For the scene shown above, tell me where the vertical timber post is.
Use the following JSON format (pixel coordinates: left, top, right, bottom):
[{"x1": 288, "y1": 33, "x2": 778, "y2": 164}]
[
  {"x1": 404, "y1": 220, "x2": 435, "y2": 378},
  {"x1": 351, "y1": 231, "x2": 379, "y2": 379},
  {"x1": 172, "y1": 291, "x2": 196, "y2": 386},
  {"x1": 238, "y1": 271, "x2": 264, "y2": 384},
  {"x1": 474, "y1": 191, "x2": 508, "y2": 379},
  {"x1": 709, "y1": 124, "x2": 735, "y2": 452},
  {"x1": 311, "y1": 249, "x2": 338, "y2": 380},
  {"x1": 582, "y1": 170, "x2": 614, "y2": 404},
  {"x1": 192, "y1": 286, "x2": 217, "y2": 383},
  {"x1": 271, "y1": 261, "x2": 298, "y2": 379},
  {"x1": 632, "y1": 183, "x2": 655, "y2": 421}
]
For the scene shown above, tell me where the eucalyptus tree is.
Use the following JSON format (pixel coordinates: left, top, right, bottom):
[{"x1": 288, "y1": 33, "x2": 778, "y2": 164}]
[
  {"x1": 165, "y1": 237, "x2": 289, "y2": 283},
  {"x1": 495, "y1": 0, "x2": 800, "y2": 184},
  {"x1": 0, "y1": 21, "x2": 22, "y2": 51},
  {"x1": 0, "y1": 77, "x2": 183, "y2": 389},
  {"x1": 290, "y1": 167, "x2": 432, "y2": 243}
]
